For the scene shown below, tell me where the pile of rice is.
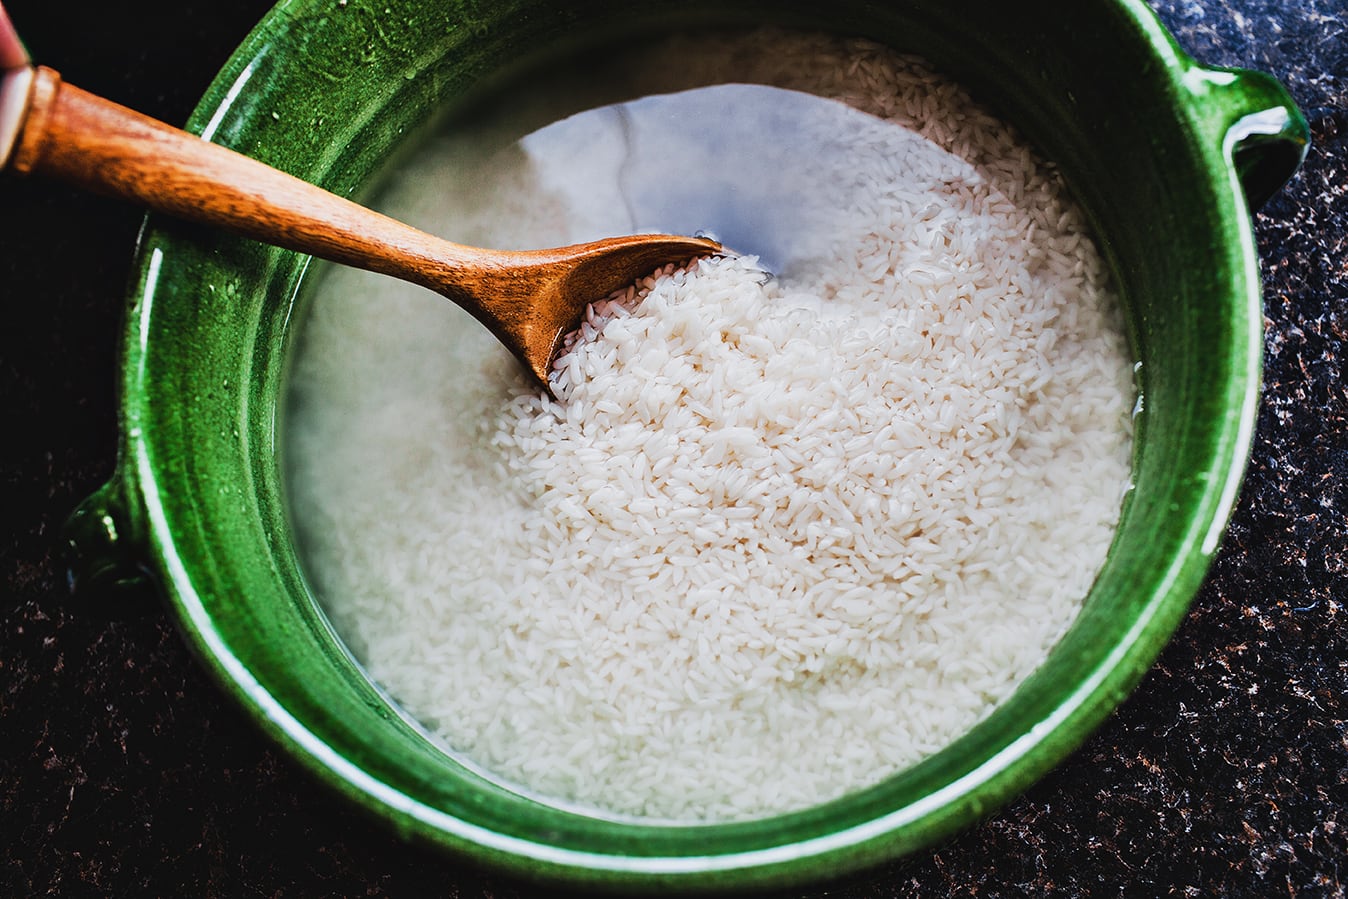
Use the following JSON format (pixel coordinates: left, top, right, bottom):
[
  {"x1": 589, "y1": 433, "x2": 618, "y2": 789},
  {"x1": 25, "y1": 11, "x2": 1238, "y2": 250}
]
[{"x1": 286, "y1": 31, "x2": 1134, "y2": 822}]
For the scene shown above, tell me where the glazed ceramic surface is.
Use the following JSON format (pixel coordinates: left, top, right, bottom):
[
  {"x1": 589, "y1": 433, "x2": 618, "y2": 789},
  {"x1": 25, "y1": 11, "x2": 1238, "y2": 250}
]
[{"x1": 66, "y1": 0, "x2": 1307, "y2": 890}]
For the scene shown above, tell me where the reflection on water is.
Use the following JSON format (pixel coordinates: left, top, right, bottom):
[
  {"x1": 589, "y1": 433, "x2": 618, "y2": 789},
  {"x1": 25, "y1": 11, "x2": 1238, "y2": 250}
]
[
  {"x1": 521, "y1": 84, "x2": 895, "y2": 273},
  {"x1": 433, "y1": 83, "x2": 965, "y2": 279}
]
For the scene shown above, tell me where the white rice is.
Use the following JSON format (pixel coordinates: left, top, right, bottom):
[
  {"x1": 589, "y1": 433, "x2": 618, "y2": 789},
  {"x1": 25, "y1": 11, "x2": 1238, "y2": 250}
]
[{"x1": 285, "y1": 31, "x2": 1135, "y2": 822}]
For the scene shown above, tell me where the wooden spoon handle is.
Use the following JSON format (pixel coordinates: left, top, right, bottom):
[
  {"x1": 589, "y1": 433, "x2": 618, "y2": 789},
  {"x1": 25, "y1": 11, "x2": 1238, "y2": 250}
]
[{"x1": 9, "y1": 66, "x2": 482, "y2": 288}]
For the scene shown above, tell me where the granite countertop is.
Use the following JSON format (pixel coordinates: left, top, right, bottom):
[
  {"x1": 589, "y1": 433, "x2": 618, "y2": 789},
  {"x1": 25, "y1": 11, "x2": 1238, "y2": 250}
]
[{"x1": 2, "y1": 0, "x2": 1344, "y2": 895}]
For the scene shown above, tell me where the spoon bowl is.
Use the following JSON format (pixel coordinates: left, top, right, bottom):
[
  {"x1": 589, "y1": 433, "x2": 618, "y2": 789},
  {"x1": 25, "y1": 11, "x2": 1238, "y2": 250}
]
[{"x1": 417, "y1": 233, "x2": 723, "y2": 386}]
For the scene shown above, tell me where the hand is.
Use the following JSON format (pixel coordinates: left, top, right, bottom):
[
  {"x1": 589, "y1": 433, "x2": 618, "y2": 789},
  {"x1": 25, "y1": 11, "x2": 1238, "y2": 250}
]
[{"x1": 0, "y1": 3, "x2": 28, "y2": 70}]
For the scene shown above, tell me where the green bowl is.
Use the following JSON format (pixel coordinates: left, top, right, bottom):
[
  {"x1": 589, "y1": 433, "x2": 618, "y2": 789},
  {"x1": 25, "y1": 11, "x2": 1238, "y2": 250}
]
[{"x1": 66, "y1": 0, "x2": 1307, "y2": 891}]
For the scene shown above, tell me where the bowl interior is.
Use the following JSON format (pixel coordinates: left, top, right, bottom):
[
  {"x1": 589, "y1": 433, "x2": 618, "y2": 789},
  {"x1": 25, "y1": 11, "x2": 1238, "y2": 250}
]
[{"x1": 122, "y1": 0, "x2": 1258, "y2": 887}]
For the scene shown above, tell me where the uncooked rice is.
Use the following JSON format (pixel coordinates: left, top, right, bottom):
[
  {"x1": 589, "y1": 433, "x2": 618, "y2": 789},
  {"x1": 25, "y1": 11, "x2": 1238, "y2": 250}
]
[{"x1": 285, "y1": 30, "x2": 1135, "y2": 822}]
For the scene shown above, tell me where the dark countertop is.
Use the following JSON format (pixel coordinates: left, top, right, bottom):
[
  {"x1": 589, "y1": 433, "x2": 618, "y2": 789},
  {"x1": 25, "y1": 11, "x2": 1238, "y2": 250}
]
[{"x1": 2, "y1": 0, "x2": 1344, "y2": 895}]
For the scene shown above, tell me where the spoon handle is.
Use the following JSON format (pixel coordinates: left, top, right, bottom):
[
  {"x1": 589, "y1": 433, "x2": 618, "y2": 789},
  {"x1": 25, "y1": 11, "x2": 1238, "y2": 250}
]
[{"x1": 8, "y1": 66, "x2": 484, "y2": 288}]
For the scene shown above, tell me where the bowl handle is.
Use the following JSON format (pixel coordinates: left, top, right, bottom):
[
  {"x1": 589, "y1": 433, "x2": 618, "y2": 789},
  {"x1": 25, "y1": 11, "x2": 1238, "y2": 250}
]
[
  {"x1": 1186, "y1": 65, "x2": 1310, "y2": 211},
  {"x1": 63, "y1": 473, "x2": 158, "y2": 615}
]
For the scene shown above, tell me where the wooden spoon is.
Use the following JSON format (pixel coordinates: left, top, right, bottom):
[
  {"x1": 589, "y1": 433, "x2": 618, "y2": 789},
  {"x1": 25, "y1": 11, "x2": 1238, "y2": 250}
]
[{"x1": 2, "y1": 66, "x2": 722, "y2": 389}]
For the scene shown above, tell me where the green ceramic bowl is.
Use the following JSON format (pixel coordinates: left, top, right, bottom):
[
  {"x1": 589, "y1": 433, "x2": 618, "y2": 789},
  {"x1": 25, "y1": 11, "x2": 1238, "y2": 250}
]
[{"x1": 66, "y1": 0, "x2": 1307, "y2": 891}]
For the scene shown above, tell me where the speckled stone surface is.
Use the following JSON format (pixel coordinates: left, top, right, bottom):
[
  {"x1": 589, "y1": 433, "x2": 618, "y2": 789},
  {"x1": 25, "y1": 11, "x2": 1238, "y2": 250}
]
[{"x1": 1, "y1": 0, "x2": 1344, "y2": 895}]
